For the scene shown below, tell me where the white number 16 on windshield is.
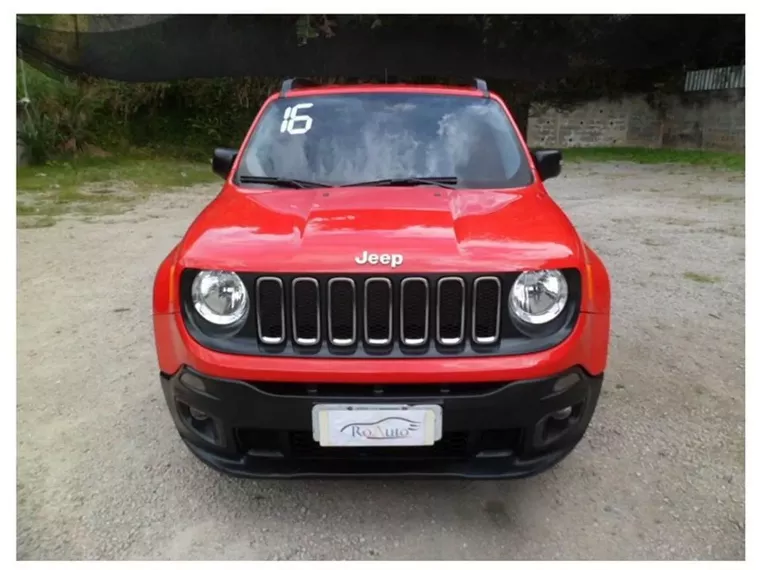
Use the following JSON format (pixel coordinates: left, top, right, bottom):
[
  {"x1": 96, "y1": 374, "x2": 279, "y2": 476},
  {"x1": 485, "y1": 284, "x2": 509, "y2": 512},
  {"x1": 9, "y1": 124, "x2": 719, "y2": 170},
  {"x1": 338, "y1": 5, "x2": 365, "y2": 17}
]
[{"x1": 280, "y1": 103, "x2": 314, "y2": 135}]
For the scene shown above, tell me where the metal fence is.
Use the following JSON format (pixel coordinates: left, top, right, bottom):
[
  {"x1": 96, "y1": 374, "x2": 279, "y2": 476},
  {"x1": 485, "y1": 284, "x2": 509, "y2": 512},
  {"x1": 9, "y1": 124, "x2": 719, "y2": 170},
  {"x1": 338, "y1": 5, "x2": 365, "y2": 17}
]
[{"x1": 684, "y1": 65, "x2": 745, "y2": 92}]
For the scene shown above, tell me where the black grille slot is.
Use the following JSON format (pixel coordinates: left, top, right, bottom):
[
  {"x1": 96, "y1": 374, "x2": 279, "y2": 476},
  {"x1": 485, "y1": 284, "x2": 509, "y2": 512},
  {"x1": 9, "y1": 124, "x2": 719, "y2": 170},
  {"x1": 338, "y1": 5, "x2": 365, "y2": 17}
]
[
  {"x1": 437, "y1": 277, "x2": 465, "y2": 345},
  {"x1": 256, "y1": 277, "x2": 285, "y2": 344},
  {"x1": 328, "y1": 278, "x2": 356, "y2": 346},
  {"x1": 364, "y1": 278, "x2": 392, "y2": 346},
  {"x1": 400, "y1": 278, "x2": 429, "y2": 346},
  {"x1": 472, "y1": 277, "x2": 501, "y2": 344},
  {"x1": 288, "y1": 431, "x2": 470, "y2": 460},
  {"x1": 292, "y1": 278, "x2": 320, "y2": 346},
  {"x1": 236, "y1": 428, "x2": 282, "y2": 455},
  {"x1": 236, "y1": 428, "x2": 522, "y2": 460}
]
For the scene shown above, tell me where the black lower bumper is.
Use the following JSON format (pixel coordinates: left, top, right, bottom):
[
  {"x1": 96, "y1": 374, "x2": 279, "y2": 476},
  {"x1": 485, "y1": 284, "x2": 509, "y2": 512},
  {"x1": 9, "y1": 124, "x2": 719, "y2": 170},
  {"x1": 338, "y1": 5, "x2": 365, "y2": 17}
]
[{"x1": 161, "y1": 366, "x2": 603, "y2": 479}]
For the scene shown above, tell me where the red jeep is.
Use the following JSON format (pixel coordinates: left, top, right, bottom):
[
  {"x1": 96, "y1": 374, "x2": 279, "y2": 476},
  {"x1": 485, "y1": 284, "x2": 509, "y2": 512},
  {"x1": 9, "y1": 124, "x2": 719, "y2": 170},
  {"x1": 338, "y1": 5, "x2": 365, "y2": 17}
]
[{"x1": 152, "y1": 78, "x2": 611, "y2": 479}]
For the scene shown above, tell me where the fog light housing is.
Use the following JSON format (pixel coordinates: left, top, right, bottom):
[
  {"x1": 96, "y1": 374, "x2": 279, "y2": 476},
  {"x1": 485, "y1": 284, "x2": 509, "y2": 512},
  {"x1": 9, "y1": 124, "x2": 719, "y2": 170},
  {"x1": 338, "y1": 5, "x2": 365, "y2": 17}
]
[
  {"x1": 551, "y1": 406, "x2": 572, "y2": 421},
  {"x1": 189, "y1": 407, "x2": 208, "y2": 421},
  {"x1": 176, "y1": 400, "x2": 220, "y2": 445},
  {"x1": 532, "y1": 402, "x2": 586, "y2": 450}
]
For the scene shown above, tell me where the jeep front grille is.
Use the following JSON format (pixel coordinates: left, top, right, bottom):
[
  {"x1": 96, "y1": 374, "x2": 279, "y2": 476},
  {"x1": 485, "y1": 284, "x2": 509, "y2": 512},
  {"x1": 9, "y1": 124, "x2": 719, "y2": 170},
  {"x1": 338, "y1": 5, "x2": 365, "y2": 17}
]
[{"x1": 250, "y1": 274, "x2": 504, "y2": 354}]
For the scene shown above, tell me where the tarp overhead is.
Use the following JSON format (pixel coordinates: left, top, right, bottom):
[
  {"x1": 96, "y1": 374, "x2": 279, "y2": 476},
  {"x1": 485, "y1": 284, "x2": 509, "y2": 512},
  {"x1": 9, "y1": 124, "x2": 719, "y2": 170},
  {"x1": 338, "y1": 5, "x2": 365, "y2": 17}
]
[{"x1": 17, "y1": 15, "x2": 745, "y2": 83}]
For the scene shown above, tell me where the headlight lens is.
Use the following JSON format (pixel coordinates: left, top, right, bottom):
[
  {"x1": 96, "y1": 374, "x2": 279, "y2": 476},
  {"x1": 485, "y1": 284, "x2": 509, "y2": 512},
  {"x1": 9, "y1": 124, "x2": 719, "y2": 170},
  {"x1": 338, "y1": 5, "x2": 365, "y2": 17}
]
[
  {"x1": 509, "y1": 270, "x2": 569, "y2": 325},
  {"x1": 191, "y1": 270, "x2": 249, "y2": 326}
]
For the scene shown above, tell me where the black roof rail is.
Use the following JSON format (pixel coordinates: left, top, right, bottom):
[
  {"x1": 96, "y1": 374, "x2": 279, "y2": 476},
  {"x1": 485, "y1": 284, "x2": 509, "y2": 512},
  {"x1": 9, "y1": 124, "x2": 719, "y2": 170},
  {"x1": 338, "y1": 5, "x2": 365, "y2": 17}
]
[
  {"x1": 279, "y1": 77, "x2": 490, "y2": 97},
  {"x1": 473, "y1": 77, "x2": 489, "y2": 98},
  {"x1": 280, "y1": 77, "x2": 320, "y2": 96}
]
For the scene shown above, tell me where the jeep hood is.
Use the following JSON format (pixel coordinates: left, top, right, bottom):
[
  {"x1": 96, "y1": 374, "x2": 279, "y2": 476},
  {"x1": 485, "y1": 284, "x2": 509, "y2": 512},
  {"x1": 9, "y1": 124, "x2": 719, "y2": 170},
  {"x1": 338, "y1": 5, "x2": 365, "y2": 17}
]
[{"x1": 177, "y1": 186, "x2": 584, "y2": 273}]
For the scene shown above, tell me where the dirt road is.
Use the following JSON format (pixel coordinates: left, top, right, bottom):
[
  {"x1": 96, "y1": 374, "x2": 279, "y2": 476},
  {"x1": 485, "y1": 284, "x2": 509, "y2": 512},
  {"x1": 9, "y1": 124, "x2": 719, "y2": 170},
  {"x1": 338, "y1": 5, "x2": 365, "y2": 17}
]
[{"x1": 16, "y1": 162, "x2": 745, "y2": 560}]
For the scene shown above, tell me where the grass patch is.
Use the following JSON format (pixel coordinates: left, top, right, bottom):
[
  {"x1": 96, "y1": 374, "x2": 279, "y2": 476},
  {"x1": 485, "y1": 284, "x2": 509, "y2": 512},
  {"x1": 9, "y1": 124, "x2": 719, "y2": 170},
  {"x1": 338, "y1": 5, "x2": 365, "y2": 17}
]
[
  {"x1": 17, "y1": 154, "x2": 218, "y2": 228},
  {"x1": 16, "y1": 203, "x2": 39, "y2": 216},
  {"x1": 17, "y1": 216, "x2": 57, "y2": 229},
  {"x1": 683, "y1": 271, "x2": 721, "y2": 284},
  {"x1": 17, "y1": 155, "x2": 217, "y2": 193},
  {"x1": 563, "y1": 147, "x2": 745, "y2": 171}
]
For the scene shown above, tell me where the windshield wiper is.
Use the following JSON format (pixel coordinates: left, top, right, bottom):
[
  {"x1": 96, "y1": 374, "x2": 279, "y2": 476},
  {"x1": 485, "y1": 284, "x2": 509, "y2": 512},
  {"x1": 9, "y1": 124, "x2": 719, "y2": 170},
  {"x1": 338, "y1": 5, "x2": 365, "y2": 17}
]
[
  {"x1": 340, "y1": 176, "x2": 458, "y2": 189},
  {"x1": 238, "y1": 175, "x2": 330, "y2": 189}
]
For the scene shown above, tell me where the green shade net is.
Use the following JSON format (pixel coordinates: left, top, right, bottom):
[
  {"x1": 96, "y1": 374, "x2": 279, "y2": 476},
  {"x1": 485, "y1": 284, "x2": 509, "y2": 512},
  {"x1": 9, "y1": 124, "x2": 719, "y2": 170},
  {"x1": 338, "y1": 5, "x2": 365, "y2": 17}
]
[{"x1": 17, "y1": 15, "x2": 744, "y2": 83}]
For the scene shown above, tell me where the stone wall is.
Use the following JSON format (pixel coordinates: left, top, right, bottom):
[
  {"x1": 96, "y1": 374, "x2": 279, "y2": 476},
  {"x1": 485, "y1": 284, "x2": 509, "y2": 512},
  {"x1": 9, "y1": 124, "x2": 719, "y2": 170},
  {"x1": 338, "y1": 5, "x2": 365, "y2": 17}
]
[{"x1": 527, "y1": 88, "x2": 744, "y2": 152}]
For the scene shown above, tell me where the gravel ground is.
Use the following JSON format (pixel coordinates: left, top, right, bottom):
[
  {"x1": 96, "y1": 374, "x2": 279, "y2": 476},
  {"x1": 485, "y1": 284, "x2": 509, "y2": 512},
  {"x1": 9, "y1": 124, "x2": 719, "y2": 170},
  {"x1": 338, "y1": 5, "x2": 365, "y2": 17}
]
[{"x1": 16, "y1": 162, "x2": 745, "y2": 560}]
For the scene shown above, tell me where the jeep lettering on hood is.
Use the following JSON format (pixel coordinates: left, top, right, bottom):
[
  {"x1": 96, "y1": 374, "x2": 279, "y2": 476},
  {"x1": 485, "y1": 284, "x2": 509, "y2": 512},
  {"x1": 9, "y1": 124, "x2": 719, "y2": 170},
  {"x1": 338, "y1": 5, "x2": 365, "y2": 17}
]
[{"x1": 355, "y1": 251, "x2": 404, "y2": 268}]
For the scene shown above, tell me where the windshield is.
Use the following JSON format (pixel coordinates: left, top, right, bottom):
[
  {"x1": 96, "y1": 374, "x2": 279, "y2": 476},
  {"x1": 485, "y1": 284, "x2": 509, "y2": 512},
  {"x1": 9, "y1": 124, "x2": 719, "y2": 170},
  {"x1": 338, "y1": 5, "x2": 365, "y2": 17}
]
[{"x1": 237, "y1": 92, "x2": 533, "y2": 189}]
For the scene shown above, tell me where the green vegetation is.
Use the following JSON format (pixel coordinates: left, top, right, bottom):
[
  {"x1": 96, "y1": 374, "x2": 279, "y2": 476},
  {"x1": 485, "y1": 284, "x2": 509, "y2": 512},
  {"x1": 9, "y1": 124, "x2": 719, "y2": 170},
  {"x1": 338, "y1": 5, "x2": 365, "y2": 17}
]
[
  {"x1": 683, "y1": 271, "x2": 722, "y2": 284},
  {"x1": 17, "y1": 156, "x2": 217, "y2": 228},
  {"x1": 563, "y1": 147, "x2": 745, "y2": 171},
  {"x1": 17, "y1": 156, "x2": 216, "y2": 192},
  {"x1": 16, "y1": 58, "x2": 275, "y2": 165},
  {"x1": 14, "y1": 60, "x2": 251, "y2": 228},
  {"x1": 15, "y1": 59, "x2": 228, "y2": 226}
]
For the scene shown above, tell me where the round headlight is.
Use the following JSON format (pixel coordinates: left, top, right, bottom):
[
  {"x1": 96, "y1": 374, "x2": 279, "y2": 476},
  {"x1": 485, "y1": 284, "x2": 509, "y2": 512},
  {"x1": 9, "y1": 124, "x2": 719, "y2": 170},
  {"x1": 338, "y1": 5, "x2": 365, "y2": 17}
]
[
  {"x1": 509, "y1": 270, "x2": 569, "y2": 325},
  {"x1": 191, "y1": 270, "x2": 249, "y2": 326}
]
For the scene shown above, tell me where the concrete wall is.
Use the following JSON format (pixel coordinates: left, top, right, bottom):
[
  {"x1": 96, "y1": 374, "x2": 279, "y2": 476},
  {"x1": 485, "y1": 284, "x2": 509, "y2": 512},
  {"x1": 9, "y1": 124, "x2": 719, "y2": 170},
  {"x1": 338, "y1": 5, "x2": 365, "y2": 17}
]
[{"x1": 527, "y1": 88, "x2": 745, "y2": 151}]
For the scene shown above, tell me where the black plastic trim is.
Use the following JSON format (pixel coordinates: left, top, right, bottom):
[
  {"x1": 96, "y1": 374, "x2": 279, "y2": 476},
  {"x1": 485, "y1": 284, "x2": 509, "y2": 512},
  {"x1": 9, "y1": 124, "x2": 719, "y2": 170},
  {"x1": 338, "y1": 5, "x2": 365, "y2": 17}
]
[
  {"x1": 160, "y1": 366, "x2": 604, "y2": 479},
  {"x1": 474, "y1": 77, "x2": 489, "y2": 97},
  {"x1": 280, "y1": 77, "x2": 319, "y2": 96}
]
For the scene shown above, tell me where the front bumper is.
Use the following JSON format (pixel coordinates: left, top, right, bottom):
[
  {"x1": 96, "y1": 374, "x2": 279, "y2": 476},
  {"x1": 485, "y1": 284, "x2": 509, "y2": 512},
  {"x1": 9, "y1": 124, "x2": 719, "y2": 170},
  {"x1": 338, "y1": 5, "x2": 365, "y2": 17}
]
[{"x1": 161, "y1": 366, "x2": 603, "y2": 479}]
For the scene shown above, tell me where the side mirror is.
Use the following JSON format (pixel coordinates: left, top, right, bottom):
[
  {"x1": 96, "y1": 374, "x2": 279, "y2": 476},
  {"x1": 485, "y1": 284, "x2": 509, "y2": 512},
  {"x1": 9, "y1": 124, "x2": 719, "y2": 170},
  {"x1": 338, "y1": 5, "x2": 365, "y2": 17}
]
[
  {"x1": 531, "y1": 149, "x2": 563, "y2": 181},
  {"x1": 212, "y1": 147, "x2": 237, "y2": 179}
]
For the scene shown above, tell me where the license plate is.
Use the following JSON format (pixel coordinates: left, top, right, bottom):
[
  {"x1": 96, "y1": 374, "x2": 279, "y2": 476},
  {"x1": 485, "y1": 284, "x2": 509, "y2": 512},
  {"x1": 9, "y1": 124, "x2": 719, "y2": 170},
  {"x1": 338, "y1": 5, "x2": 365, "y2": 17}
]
[{"x1": 312, "y1": 404, "x2": 443, "y2": 447}]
